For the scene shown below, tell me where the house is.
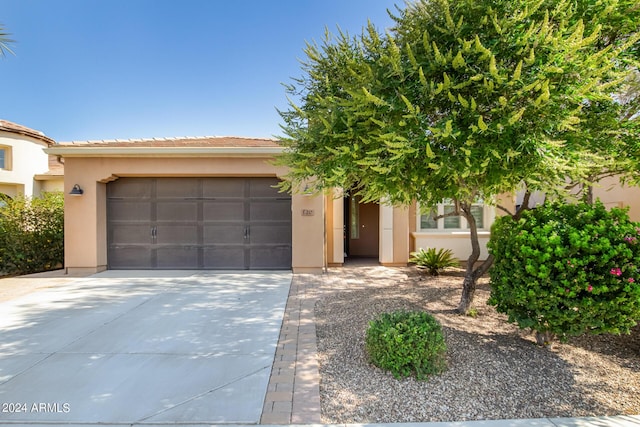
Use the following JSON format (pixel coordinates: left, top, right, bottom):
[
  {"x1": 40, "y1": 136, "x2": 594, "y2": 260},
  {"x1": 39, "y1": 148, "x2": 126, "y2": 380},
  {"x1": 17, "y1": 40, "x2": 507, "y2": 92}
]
[
  {"x1": 0, "y1": 119, "x2": 629, "y2": 275},
  {"x1": 0, "y1": 120, "x2": 64, "y2": 201}
]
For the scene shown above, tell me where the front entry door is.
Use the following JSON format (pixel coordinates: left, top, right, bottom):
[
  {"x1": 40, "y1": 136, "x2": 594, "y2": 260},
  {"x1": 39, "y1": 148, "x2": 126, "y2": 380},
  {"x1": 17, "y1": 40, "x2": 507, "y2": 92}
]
[{"x1": 346, "y1": 195, "x2": 379, "y2": 257}]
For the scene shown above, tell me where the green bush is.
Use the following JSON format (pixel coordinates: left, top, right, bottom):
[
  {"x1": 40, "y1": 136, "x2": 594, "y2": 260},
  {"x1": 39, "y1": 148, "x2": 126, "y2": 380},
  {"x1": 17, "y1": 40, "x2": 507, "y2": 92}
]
[
  {"x1": 409, "y1": 247, "x2": 459, "y2": 276},
  {"x1": 365, "y1": 311, "x2": 447, "y2": 380},
  {"x1": 488, "y1": 201, "x2": 640, "y2": 345},
  {"x1": 0, "y1": 192, "x2": 64, "y2": 276}
]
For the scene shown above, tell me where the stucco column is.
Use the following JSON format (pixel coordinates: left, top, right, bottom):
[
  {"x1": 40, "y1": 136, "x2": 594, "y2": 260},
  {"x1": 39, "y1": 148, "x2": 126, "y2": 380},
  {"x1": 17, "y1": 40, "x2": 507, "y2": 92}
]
[
  {"x1": 331, "y1": 192, "x2": 344, "y2": 265},
  {"x1": 379, "y1": 201, "x2": 410, "y2": 267},
  {"x1": 291, "y1": 193, "x2": 325, "y2": 273},
  {"x1": 379, "y1": 203, "x2": 394, "y2": 264},
  {"x1": 63, "y1": 174, "x2": 106, "y2": 275}
]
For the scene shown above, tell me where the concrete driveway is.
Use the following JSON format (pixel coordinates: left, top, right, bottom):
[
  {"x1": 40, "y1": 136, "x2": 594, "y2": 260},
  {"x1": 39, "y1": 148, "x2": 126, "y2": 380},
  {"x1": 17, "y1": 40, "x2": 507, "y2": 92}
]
[{"x1": 0, "y1": 270, "x2": 291, "y2": 424}]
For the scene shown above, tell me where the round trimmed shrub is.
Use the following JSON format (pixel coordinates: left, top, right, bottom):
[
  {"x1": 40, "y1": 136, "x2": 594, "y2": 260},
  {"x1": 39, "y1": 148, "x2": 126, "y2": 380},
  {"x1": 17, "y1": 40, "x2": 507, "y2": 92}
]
[
  {"x1": 365, "y1": 310, "x2": 447, "y2": 380},
  {"x1": 488, "y1": 201, "x2": 640, "y2": 345}
]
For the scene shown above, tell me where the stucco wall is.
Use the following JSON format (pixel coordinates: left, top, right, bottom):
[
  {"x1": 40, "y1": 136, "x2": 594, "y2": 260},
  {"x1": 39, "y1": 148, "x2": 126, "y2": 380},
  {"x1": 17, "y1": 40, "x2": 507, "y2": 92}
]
[
  {"x1": 409, "y1": 193, "x2": 515, "y2": 262},
  {"x1": 411, "y1": 231, "x2": 492, "y2": 261},
  {"x1": 0, "y1": 132, "x2": 50, "y2": 197},
  {"x1": 593, "y1": 176, "x2": 640, "y2": 221},
  {"x1": 61, "y1": 155, "x2": 325, "y2": 274}
]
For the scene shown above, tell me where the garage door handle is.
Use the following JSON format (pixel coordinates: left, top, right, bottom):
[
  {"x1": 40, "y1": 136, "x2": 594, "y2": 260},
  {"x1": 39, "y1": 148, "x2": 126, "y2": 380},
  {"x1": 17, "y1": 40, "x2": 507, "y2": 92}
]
[{"x1": 244, "y1": 227, "x2": 249, "y2": 240}]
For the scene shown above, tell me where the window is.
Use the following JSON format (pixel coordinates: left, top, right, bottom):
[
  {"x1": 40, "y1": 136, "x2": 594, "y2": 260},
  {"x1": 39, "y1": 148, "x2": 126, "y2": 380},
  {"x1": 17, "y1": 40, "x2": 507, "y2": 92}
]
[
  {"x1": 418, "y1": 201, "x2": 487, "y2": 231},
  {"x1": 0, "y1": 194, "x2": 10, "y2": 209},
  {"x1": 0, "y1": 146, "x2": 11, "y2": 170}
]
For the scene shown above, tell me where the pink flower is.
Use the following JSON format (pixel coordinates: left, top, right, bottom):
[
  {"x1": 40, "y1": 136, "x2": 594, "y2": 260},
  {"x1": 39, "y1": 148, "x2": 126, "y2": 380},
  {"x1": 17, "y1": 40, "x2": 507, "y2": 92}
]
[
  {"x1": 587, "y1": 285, "x2": 593, "y2": 292},
  {"x1": 629, "y1": 278, "x2": 635, "y2": 283},
  {"x1": 610, "y1": 268, "x2": 622, "y2": 276}
]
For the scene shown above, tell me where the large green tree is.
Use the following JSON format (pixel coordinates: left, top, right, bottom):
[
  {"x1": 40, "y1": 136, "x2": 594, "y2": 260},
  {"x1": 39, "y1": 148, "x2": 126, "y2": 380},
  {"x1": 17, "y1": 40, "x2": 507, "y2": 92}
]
[{"x1": 278, "y1": 0, "x2": 640, "y2": 313}]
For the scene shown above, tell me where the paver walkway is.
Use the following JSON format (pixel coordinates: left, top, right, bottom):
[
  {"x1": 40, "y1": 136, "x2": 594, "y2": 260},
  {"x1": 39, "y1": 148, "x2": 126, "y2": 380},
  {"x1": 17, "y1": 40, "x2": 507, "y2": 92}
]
[{"x1": 261, "y1": 273, "x2": 323, "y2": 424}]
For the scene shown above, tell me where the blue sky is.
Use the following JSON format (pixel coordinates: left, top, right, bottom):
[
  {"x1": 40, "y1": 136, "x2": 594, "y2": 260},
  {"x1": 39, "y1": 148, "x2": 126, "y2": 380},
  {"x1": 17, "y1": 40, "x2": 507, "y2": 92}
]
[{"x1": 0, "y1": 0, "x2": 398, "y2": 142}]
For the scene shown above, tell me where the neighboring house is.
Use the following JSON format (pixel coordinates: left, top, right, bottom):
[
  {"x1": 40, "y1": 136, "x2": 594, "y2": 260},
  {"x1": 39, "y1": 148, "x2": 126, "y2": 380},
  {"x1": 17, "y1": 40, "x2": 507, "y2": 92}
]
[
  {"x1": 25, "y1": 127, "x2": 639, "y2": 275},
  {"x1": 0, "y1": 120, "x2": 64, "y2": 201}
]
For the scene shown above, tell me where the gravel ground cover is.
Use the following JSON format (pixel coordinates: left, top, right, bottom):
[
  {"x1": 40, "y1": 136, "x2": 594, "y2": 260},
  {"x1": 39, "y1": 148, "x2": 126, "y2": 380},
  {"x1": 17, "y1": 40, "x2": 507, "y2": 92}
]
[{"x1": 315, "y1": 265, "x2": 640, "y2": 423}]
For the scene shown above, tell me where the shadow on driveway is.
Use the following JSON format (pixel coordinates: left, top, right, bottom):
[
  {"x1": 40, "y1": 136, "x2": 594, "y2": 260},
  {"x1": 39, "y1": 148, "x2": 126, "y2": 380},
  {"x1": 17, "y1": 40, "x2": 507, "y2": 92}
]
[{"x1": 0, "y1": 270, "x2": 291, "y2": 424}]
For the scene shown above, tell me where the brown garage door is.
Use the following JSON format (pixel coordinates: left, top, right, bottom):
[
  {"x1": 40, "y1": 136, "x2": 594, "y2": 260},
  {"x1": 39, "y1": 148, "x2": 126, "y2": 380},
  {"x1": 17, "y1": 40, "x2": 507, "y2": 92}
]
[{"x1": 107, "y1": 177, "x2": 292, "y2": 270}]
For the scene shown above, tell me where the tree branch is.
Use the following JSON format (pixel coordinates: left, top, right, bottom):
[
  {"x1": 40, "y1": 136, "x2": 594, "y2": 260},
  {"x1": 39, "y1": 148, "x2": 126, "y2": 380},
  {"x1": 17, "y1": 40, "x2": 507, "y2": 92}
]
[
  {"x1": 514, "y1": 190, "x2": 532, "y2": 219},
  {"x1": 496, "y1": 204, "x2": 514, "y2": 216}
]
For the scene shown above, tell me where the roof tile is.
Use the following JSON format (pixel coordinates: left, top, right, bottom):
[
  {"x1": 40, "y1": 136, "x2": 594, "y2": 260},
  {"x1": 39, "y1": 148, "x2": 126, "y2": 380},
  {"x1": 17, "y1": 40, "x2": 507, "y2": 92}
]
[
  {"x1": 58, "y1": 136, "x2": 282, "y2": 148},
  {"x1": 0, "y1": 120, "x2": 55, "y2": 145}
]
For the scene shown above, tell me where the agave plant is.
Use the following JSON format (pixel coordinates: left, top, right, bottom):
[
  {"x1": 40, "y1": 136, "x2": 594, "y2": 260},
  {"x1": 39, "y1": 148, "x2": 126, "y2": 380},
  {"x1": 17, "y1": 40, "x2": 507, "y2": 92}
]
[{"x1": 409, "y1": 248, "x2": 459, "y2": 276}]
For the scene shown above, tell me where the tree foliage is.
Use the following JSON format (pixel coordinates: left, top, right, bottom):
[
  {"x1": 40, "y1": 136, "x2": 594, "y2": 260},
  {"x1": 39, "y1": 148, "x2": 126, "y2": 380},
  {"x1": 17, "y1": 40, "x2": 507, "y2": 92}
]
[
  {"x1": 0, "y1": 192, "x2": 65, "y2": 276},
  {"x1": 278, "y1": 0, "x2": 640, "y2": 312}
]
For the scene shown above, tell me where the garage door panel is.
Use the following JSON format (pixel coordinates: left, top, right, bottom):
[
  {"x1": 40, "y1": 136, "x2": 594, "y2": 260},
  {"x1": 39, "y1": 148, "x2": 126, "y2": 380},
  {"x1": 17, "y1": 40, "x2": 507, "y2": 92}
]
[
  {"x1": 250, "y1": 246, "x2": 291, "y2": 270},
  {"x1": 204, "y1": 224, "x2": 245, "y2": 244},
  {"x1": 250, "y1": 225, "x2": 292, "y2": 244},
  {"x1": 249, "y1": 201, "x2": 291, "y2": 221},
  {"x1": 109, "y1": 246, "x2": 152, "y2": 269},
  {"x1": 249, "y1": 178, "x2": 282, "y2": 197},
  {"x1": 156, "y1": 247, "x2": 199, "y2": 269},
  {"x1": 203, "y1": 202, "x2": 245, "y2": 221},
  {"x1": 203, "y1": 247, "x2": 246, "y2": 269},
  {"x1": 110, "y1": 224, "x2": 152, "y2": 245},
  {"x1": 202, "y1": 179, "x2": 245, "y2": 198},
  {"x1": 157, "y1": 202, "x2": 198, "y2": 222},
  {"x1": 107, "y1": 179, "x2": 153, "y2": 199},
  {"x1": 156, "y1": 225, "x2": 199, "y2": 245},
  {"x1": 109, "y1": 202, "x2": 151, "y2": 222},
  {"x1": 156, "y1": 178, "x2": 199, "y2": 198}
]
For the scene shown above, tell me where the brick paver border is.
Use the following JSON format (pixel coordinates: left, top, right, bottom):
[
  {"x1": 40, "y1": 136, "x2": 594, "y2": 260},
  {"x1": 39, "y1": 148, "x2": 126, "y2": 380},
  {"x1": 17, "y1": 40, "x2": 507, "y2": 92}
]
[{"x1": 261, "y1": 274, "x2": 322, "y2": 424}]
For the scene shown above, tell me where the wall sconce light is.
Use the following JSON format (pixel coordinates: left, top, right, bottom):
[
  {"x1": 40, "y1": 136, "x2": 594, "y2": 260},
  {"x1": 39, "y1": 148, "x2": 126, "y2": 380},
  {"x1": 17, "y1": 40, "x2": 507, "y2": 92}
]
[{"x1": 69, "y1": 184, "x2": 84, "y2": 196}]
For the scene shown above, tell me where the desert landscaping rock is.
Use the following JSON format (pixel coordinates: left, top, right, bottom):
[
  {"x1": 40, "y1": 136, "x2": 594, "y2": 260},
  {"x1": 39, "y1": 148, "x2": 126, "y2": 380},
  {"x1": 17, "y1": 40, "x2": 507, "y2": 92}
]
[{"x1": 315, "y1": 265, "x2": 640, "y2": 424}]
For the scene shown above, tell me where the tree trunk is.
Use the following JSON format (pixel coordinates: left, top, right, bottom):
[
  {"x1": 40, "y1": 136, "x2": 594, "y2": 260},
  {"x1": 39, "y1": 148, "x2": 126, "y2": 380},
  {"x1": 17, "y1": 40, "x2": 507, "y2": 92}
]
[
  {"x1": 535, "y1": 330, "x2": 555, "y2": 346},
  {"x1": 585, "y1": 184, "x2": 594, "y2": 205},
  {"x1": 458, "y1": 273, "x2": 477, "y2": 314},
  {"x1": 456, "y1": 203, "x2": 494, "y2": 314},
  {"x1": 456, "y1": 194, "x2": 533, "y2": 314}
]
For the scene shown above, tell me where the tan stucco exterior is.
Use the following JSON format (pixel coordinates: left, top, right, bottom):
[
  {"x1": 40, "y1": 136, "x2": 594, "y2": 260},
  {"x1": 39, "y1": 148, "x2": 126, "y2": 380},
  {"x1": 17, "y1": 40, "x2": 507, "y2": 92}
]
[
  {"x1": 39, "y1": 131, "x2": 640, "y2": 274},
  {"x1": 45, "y1": 152, "x2": 325, "y2": 275},
  {"x1": 593, "y1": 176, "x2": 640, "y2": 220}
]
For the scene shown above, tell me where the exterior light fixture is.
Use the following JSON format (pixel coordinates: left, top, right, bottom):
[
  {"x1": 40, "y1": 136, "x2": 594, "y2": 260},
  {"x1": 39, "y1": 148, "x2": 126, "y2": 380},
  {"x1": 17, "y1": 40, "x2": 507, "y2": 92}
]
[{"x1": 69, "y1": 184, "x2": 84, "y2": 196}]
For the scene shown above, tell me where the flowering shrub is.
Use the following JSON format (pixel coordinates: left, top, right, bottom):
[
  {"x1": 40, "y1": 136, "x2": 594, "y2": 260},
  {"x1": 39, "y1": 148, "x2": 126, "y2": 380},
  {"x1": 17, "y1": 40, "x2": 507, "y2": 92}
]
[
  {"x1": 488, "y1": 201, "x2": 640, "y2": 345},
  {"x1": 0, "y1": 192, "x2": 64, "y2": 276}
]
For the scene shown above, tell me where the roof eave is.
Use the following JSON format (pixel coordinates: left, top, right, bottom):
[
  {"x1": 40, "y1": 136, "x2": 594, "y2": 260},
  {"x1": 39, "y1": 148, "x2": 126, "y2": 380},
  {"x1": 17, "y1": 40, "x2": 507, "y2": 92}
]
[
  {"x1": 34, "y1": 173, "x2": 64, "y2": 181},
  {"x1": 0, "y1": 129, "x2": 55, "y2": 147},
  {"x1": 44, "y1": 146, "x2": 285, "y2": 157}
]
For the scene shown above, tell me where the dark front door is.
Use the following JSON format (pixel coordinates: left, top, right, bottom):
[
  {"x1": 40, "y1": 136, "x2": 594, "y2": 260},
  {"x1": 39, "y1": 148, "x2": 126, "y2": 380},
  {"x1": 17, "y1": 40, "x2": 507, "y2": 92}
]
[
  {"x1": 346, "y1": 195, "x2": 379, "y2": 258},
  {"x1": 107, "y1": 177, "x2": 291, "y2": 270}
]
